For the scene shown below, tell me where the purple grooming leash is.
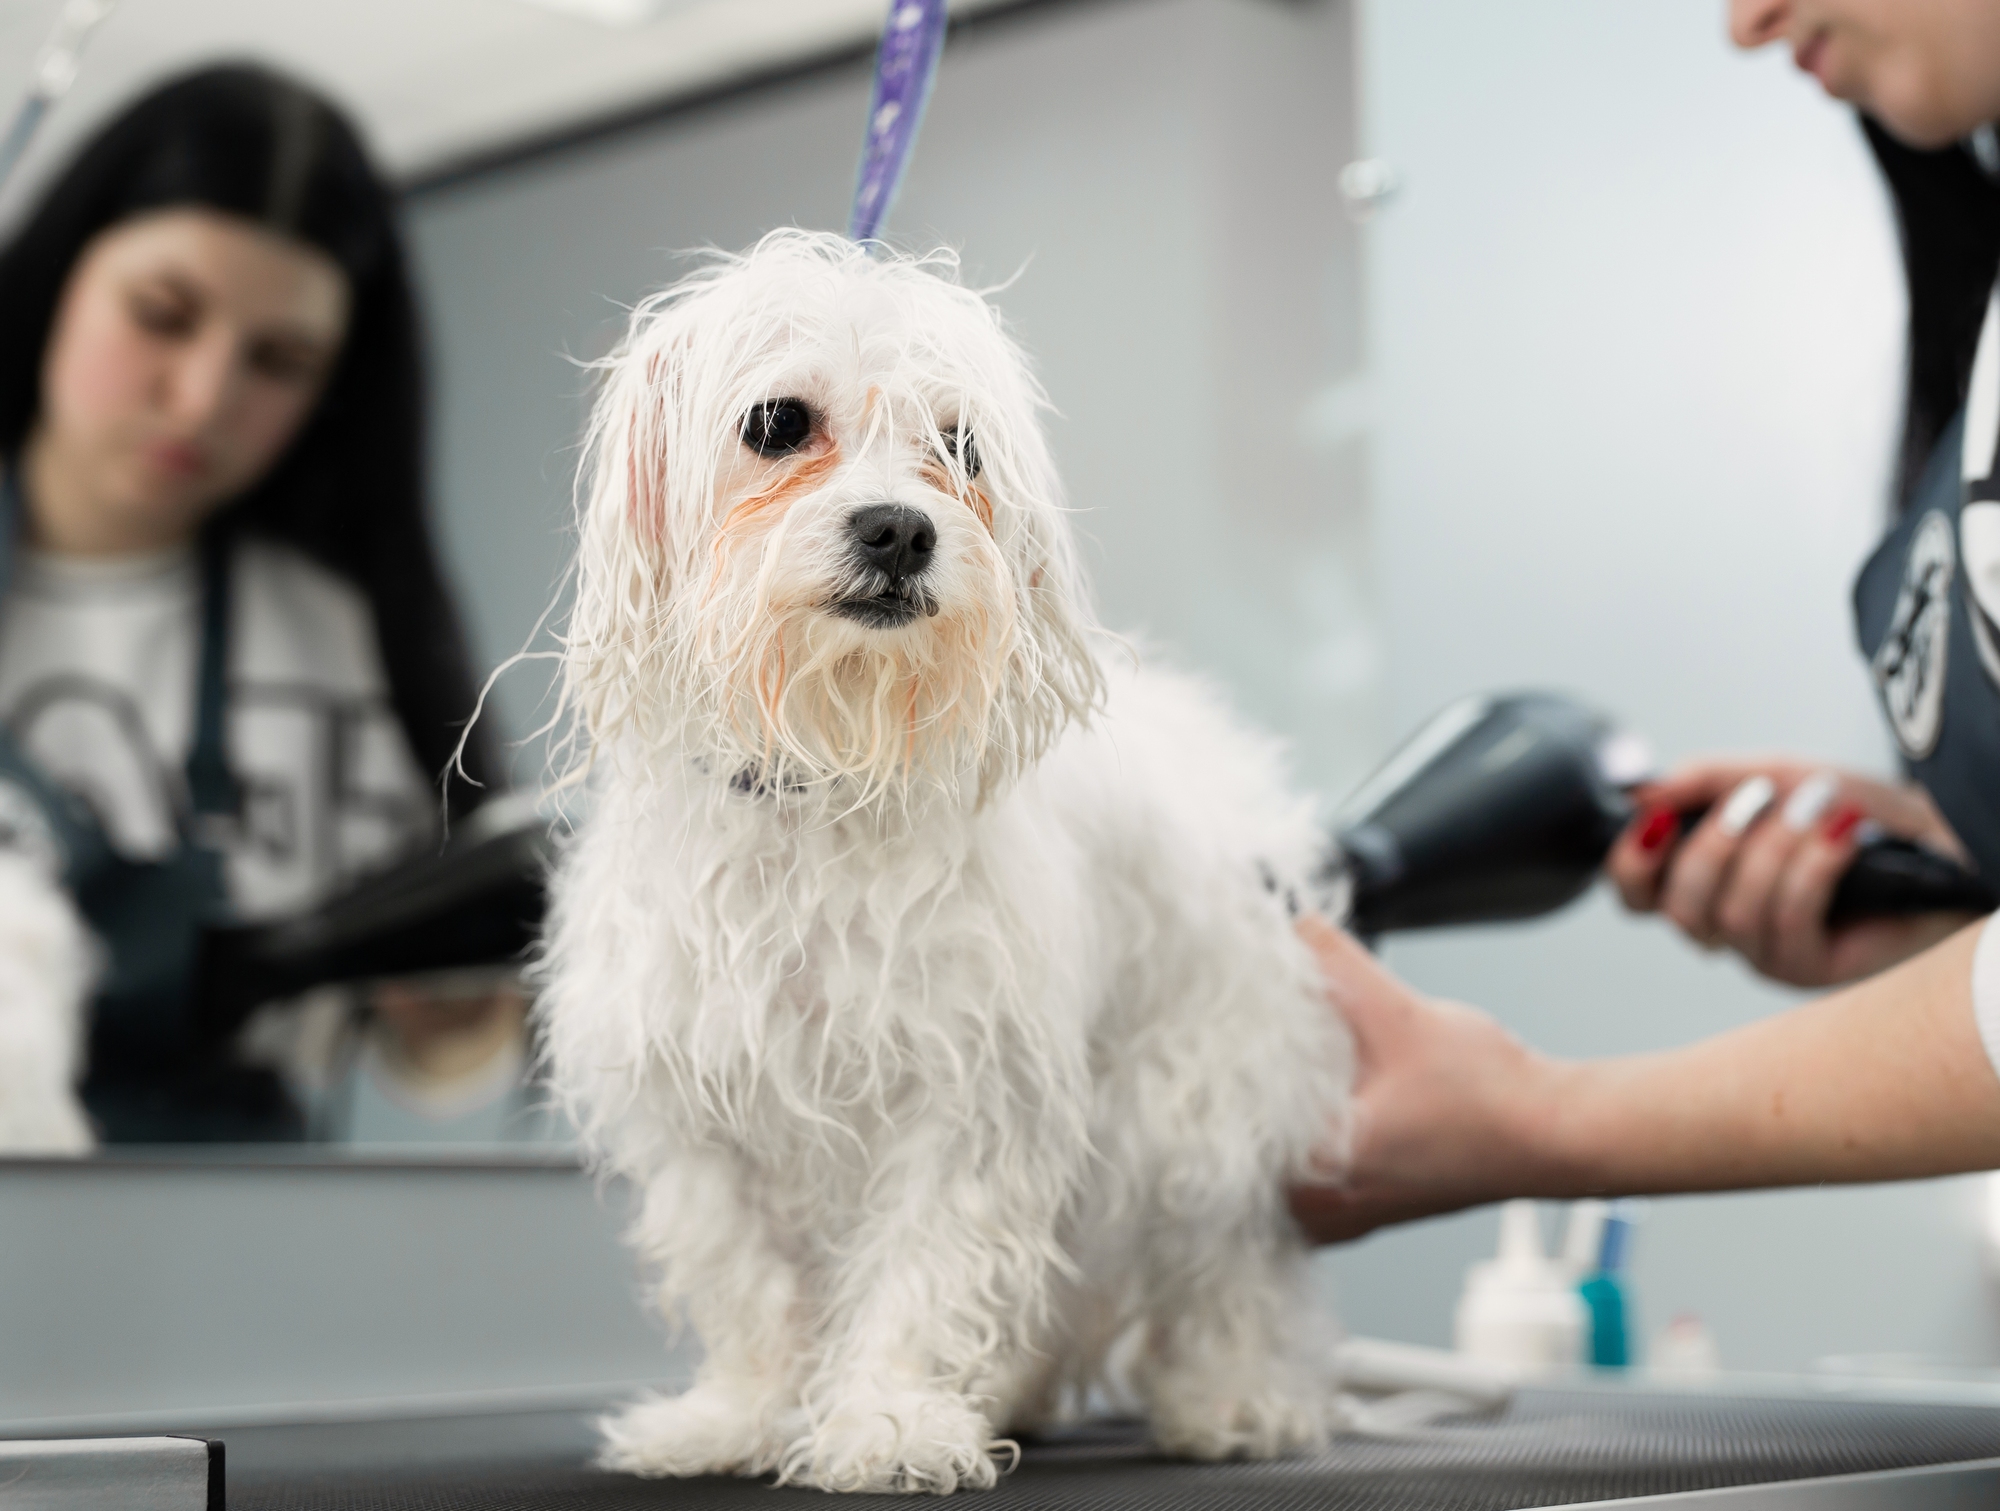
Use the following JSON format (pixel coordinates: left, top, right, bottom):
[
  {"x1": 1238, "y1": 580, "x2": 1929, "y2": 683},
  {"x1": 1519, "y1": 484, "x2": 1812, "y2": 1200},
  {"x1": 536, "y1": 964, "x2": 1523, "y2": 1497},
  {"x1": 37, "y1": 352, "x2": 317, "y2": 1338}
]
[{"x1": 848, "y1": 0, "x2": 949, "y2": 246}]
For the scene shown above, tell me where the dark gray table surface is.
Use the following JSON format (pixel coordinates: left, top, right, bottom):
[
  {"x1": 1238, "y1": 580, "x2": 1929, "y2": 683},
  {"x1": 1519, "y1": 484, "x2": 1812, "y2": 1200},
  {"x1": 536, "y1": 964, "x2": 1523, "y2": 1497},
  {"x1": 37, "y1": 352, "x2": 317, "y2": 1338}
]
[{"x1": 201, "y1": 1385, "x2": 2000, "y2": 1510}]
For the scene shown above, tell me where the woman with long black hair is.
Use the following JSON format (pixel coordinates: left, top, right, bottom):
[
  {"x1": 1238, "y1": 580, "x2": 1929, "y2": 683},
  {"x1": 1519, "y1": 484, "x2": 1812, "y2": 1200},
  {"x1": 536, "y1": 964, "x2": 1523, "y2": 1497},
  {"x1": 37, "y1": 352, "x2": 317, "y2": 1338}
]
[
  {"x1": 0, "y1": 64, "x2": 501, "y2": 1147},
  {"x1": 1294, "y1": 0, "x2": 2000, "y2": 1240}
]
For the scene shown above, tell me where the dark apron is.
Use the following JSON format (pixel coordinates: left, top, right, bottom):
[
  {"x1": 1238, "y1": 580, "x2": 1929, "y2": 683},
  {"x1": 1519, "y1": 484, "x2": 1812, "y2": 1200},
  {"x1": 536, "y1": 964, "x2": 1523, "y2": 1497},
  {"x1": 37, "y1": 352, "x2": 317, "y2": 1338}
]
[
  {"x1": 0, "y1": 480, "x2": 301, "y2": 1142},
  {"x1": 1854, "y1": 300, "x2": 2000, "y2": 885}
]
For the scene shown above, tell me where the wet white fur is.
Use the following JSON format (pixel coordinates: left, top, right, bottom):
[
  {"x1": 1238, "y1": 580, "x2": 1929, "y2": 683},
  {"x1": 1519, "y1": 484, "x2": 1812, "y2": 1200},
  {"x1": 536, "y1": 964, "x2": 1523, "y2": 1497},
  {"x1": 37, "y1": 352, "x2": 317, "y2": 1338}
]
[
  {"x1": 537, "y1": 231, "x2": 1350, "y2": 1493},
  {"x1": 0, "y1": 853, "x2": 94, "y2": 1153}
]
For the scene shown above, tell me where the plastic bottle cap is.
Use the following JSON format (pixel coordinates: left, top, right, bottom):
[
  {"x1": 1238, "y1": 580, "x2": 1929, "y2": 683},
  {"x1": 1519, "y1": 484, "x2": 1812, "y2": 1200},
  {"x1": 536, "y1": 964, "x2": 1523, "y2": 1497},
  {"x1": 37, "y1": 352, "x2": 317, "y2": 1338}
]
[
  {"x1": 1561, "y1": 1199, "x2": 1609, "y2": 1276},
  {"x1": 1497, "y1": 1199, "x2": 1545, "y2": 1264}
]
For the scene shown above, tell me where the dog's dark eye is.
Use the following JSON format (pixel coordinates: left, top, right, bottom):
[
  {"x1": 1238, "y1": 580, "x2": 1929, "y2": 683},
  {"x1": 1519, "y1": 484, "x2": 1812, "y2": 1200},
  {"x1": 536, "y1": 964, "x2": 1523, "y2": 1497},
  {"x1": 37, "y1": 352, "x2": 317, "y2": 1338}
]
[
  {"x1": 942, "y1": 426, "x2": 981, "y2": 480},
  {"x1": 742, "y1": 399, "x2": 815, "y2": 457}
]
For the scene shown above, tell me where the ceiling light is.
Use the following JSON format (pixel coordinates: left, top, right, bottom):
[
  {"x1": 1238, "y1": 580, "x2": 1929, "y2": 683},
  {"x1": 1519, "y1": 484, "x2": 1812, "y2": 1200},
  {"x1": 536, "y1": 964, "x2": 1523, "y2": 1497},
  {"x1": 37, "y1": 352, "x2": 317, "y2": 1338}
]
[{"x1": 511, "y1": 0, "x2": 677, "y2": 27}]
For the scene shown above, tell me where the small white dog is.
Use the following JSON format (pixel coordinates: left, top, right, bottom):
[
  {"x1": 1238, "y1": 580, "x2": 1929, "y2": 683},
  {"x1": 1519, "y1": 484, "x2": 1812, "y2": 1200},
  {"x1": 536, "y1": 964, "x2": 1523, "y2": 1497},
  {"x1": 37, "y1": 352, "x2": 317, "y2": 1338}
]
[{"x1": 537, "y1": 230, "x2": 1351, "y2": 1494}]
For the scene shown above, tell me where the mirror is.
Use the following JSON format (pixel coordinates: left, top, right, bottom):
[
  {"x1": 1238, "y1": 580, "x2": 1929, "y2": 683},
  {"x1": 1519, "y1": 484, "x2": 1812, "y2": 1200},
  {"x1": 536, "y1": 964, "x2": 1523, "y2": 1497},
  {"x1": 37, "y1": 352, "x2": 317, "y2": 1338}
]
[{"x1": 0, "y1": 0, "x2": 1365, "y2": 1155}]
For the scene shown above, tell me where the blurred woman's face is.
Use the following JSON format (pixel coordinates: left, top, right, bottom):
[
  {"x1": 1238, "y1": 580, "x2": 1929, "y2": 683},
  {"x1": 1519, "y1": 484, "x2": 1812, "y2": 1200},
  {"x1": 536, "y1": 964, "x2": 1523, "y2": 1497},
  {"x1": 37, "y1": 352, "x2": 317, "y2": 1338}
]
[
  {"x1": 1730, "y1": 0, "x2": 2000, "y2": 147},
  {"x1": 24, "y1": 206, "x2": 349, "y2": 555}
]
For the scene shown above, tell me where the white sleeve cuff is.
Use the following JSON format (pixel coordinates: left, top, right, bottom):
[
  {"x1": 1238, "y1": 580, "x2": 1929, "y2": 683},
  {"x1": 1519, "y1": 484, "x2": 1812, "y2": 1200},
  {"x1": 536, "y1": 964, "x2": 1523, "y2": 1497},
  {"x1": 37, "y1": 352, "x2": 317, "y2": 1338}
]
[{"x1": 1972, "y1": 913, "x2": 2000, "y2": 1084}]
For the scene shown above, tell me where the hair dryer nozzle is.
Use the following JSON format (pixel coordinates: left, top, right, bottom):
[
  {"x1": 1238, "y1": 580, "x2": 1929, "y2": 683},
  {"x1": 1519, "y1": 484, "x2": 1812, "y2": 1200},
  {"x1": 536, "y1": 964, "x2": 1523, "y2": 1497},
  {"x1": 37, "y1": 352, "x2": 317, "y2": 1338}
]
[{"x1": 1328, "y1": 692, "x2": 1632, "y2": 935}]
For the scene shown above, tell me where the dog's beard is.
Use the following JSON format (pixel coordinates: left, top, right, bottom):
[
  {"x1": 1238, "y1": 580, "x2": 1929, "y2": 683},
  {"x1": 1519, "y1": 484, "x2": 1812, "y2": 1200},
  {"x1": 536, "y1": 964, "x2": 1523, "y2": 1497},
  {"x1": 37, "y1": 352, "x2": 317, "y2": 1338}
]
[
  {"x1": 562, "y1": 479, "x2": 1096, "y2": 815},
  {"x1": 694, "y1": 529, "x2": 1021, "y2": 807}
]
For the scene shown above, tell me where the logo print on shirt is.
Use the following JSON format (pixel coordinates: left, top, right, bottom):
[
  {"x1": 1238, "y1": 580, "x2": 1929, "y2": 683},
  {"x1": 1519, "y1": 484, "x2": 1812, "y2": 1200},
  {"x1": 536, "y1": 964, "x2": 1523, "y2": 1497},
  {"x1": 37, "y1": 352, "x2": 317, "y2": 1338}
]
[{"x1": 1873, "y1": 509, "x2": 1956, "y2": 760}]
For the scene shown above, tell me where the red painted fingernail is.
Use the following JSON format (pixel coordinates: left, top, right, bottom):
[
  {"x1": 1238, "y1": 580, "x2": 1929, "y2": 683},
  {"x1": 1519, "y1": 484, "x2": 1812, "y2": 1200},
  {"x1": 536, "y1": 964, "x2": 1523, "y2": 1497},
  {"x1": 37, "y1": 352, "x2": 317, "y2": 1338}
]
[
  {"x1": 1823, "y1": 805, "x2": 1863, "y2": 843},
  {"x1": 1636, "y1": 807, "x2": 1679, "y2": 852}
]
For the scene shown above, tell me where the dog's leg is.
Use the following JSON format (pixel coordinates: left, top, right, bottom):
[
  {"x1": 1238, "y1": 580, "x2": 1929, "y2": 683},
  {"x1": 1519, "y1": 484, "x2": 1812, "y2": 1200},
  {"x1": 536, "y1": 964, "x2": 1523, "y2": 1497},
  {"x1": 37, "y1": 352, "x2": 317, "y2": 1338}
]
[
  {"x1": 1121, "y1": 964, "x2": 1341, "y2": 1461},
  {"x1": 1134, "y1": 1190, "x2": 1332, "y2": 1460},
  {"x1": 600, "y1": 1148, "x2": 807, "y2": 1478},
  {"x1": 781, "y1": 1128, "x2": 1072, "y2": 1494}
]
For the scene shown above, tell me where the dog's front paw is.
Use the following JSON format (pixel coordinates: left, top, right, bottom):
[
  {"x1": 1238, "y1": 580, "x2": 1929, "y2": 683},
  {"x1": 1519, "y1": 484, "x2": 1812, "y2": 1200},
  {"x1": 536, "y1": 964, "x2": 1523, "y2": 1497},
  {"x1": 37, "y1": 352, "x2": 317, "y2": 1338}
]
[
  {"x1": 599, "y1": 1385, "x2": 794, "y2": 1478},
  {"x1": 1148, "y1": 1370, "x2": 1330, "y2": 1461},
  {"x1": 784, "y1": 1390, "x2": 1009, "y2": 1494}
]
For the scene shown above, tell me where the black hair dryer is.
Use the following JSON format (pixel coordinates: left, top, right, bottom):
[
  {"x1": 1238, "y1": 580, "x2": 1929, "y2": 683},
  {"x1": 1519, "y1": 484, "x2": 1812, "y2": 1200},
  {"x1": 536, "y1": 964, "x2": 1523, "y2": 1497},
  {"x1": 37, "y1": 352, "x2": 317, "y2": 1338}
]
[
  {"x1": 1324, "y1": 691, "x2": 1998, "y2": 937},
  {"x1": 193, "y1": 796, "x2": 554, "y2": 1045}
]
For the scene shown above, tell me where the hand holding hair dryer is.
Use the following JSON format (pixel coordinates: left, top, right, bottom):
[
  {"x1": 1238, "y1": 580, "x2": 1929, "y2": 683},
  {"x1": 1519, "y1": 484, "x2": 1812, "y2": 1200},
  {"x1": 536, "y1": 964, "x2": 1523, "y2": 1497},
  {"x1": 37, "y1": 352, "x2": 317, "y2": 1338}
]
[{"x1": 1320, "y1": 691, "x2": 1996, "y2": 936}]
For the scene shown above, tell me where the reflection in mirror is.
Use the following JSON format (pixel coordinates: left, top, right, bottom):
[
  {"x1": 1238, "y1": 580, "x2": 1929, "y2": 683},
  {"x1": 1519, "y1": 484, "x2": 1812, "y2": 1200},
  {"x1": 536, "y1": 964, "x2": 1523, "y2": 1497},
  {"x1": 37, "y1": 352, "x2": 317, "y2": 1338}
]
[{"x1": 0, "y1": 61, "x2": 566, "y2": 1156}]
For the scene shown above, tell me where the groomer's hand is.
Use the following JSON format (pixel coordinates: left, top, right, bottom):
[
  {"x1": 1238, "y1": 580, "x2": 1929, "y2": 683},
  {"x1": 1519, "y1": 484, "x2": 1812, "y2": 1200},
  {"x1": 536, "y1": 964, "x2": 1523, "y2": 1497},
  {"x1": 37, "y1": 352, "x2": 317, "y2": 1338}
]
[
  {"x1": 1605, "y1": 758, "x2": 1973, "y2": 988},
  {"x1": 369, "y1": 970, "x2": 528, "y2": 1085},
  {"x1": 1287, "y1": 916, "x2": 1571, "y2": 1244}
]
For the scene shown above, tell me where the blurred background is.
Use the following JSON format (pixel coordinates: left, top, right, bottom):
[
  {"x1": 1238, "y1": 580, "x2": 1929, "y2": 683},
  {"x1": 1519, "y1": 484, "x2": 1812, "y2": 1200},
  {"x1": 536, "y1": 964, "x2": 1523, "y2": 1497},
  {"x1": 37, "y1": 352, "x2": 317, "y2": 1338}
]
[{"x1": 2, "y1": 0, "x2": 1984, "y2": 1427}]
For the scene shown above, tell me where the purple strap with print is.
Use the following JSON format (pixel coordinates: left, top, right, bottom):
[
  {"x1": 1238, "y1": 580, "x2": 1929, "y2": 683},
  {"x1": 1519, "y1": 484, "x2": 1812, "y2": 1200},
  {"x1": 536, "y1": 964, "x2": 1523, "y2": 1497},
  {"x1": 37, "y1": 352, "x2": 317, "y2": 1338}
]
[{"x1": 848, "y1": 0, "x2": 949, "y2": 245}]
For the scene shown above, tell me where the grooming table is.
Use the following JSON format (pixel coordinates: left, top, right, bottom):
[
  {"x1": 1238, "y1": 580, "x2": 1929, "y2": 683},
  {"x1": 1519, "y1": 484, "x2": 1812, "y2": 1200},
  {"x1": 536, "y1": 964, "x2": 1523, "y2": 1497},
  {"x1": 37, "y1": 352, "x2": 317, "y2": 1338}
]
[{"x1": 194, "y1": 1383, "x2": 2000, "y2": 1508}]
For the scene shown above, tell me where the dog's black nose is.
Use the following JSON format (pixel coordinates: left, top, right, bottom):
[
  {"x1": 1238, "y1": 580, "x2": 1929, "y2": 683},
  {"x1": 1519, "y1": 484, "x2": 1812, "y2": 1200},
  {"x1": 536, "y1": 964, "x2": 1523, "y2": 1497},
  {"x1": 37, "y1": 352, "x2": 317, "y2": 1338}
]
[{"x1": 847, "y1": 504, "x2": 936, "y2": 581}]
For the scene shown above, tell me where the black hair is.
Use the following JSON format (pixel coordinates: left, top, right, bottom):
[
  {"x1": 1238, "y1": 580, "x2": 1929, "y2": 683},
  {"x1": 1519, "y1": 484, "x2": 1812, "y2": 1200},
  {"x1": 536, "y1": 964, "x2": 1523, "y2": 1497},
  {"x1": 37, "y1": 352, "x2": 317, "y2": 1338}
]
[
  {"x1": 0, "y1": 63, "x2": 500, "y2": 812},
  {"x1": 1863, "y1": 115, "x2": 2000, "y2": 510}
]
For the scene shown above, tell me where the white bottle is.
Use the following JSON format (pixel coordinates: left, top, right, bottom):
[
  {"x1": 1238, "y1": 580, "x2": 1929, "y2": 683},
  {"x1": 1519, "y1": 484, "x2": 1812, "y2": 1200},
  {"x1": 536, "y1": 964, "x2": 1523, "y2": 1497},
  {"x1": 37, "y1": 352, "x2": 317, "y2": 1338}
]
[{"x1": 1454, "y1": 1200, "x2": 1587, "y2": 1372}]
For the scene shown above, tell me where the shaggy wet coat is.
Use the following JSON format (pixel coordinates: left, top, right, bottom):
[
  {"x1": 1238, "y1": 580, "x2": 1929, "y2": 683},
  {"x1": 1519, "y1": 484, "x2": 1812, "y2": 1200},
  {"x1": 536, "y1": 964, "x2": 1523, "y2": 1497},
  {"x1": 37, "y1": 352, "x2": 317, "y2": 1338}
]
[{"x1": 536, "y1": 231, "x2": 1351, "y2": 1494}]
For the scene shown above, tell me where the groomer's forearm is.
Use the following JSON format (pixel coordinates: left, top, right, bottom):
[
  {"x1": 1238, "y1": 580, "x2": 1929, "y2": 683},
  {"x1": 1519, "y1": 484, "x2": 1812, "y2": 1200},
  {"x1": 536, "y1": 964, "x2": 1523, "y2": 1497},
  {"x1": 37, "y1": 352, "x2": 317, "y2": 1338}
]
[{"x1": 1527, "y1": 921, "x2": 2000, "y2": 1195}]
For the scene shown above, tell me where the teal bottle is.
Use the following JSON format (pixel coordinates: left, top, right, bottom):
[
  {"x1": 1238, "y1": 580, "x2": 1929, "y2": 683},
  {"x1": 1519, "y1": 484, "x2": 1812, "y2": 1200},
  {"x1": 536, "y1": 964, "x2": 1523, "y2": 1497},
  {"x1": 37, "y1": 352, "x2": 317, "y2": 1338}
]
[
  {"x1": 1579, "y1": 1271, "x2": 1629, "y2": 1368},
  {"x1": 1579, "y1": 1205, "x2": 1635, "y2": 1369}
]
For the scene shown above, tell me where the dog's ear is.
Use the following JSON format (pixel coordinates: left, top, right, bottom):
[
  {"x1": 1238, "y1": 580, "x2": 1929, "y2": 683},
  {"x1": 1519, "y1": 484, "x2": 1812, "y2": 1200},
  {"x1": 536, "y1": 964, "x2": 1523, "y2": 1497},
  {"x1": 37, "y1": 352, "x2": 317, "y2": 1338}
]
[
  {"x1": 563, "y1": 311, "x2": 698, "y2": 745},
  {"x1": 976, "y1": 422, "x2": 1105, "y2": 789},
  {"x1": 1013, "y1": 503, "x2": 1105, "y2": 726},
  {"x1": 623, "y1": 349, "x2": 678, "y2": 556},
  {"x1": 599, "y1": 331, "x2": 704, "y2": 576}
]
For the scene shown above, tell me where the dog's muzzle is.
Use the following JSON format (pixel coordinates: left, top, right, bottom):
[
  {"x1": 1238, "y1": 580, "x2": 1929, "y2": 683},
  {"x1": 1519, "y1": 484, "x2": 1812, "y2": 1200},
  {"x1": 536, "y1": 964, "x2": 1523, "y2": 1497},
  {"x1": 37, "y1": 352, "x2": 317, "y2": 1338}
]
[{"x1": 832, "y1": 503, "x2": 939, "y2": 628}]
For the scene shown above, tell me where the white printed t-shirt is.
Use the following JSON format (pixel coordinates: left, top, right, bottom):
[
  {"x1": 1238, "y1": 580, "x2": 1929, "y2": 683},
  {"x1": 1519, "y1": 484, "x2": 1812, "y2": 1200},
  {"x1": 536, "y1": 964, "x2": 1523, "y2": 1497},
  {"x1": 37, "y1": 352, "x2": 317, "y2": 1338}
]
[{"x1": 0, "y1": 535, "x2": 434, "y2": 921}]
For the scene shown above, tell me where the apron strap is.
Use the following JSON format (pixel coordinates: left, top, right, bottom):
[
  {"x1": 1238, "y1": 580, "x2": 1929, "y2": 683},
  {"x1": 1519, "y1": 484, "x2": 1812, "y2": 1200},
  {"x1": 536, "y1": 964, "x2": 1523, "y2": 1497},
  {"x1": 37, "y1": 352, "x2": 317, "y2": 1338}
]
[
  {"x1": 185, "y1": 529, "x2": 237, "y2": 823},
  {"x1": 1965, "y1": 290, "x2": 2000, "y2": 492}
]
